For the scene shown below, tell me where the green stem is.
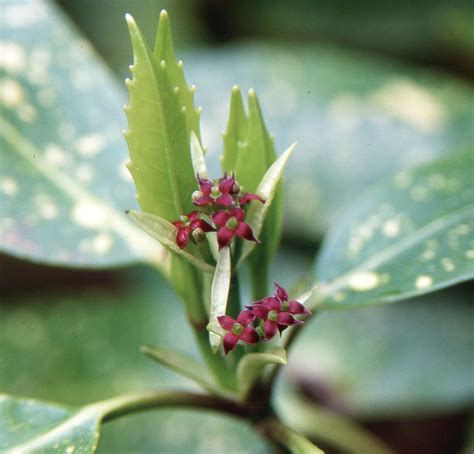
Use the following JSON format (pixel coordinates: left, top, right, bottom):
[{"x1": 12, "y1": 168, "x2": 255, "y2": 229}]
[
  {"x1": 250, "y1": 262, "x2": 269, "y2": 300},
  {"x1": 94, "y1": 390, "x2": 249, "y2": 423}
]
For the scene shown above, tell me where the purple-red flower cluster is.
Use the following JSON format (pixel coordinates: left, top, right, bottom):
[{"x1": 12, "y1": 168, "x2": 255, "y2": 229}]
[
  {"x1": 217, "y1": 283, "x2": 311, "y2": 354},
  {"x1": 172, "y1": 173, "x2": 264, "y2": 250}
]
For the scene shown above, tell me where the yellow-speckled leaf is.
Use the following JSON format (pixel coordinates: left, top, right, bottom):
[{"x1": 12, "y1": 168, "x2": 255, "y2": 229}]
[
  {"x1": 0, "y1": 1, "x2": 166, "y2": 269},
  {"x1": 310, "y1": 150, "x2": 474, "y2": 309}
]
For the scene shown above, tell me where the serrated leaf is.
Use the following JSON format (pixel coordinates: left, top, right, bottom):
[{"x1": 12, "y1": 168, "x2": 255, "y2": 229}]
[
  {"x1": 127, "y1": 210, "x2": 214, "y2": 273},
  {"x1": 124, "y1": 13, "x2": 197, "y2": 221},
  {"x1": 307, "y1": 150, "x2": 474, "y2": 309},
  {"x1": 222, "y1": 85, "x2": 248, "y2": 172},
  {"x1": 141, "y1": 345, "x2": 217, "y2": 394},
  {"x1": 0, "y1": 394, "x2": 103, "y2": 453},
  {"x1": 237, "y1": 144, "x2": 296, "y2": 268},
  {"x1": 237, "y1": 348, "x2": 287, "y2": 399},
  {"x1": 209, "y1": 247, "x2": 231, "y2": 352},
  {"x1": 0, "y1": 1, "x2": 166, "y2": 268}
]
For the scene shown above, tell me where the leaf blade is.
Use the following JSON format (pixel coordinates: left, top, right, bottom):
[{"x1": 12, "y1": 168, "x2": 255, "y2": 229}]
[
  {"x1": 209, "y1": 247, "x2": 232, "y2": 352},
  {"x1": 309, "y1": 150, "x2": 474, "y2": 309},
  {"x1": 127, "y1": 210, "x2": 214, "y2": 274},
  {"x1": 237, "y1": 143, "x2": 296, "y2": 268},
  {"x1": 237, "y1": 348, "x2": 287, "y2": 399},
  {"x1": 124, "y1": 13, "x2": 196, "y2": 221},
  {"x1": 141, "y1": 345, "x2": 217, "y2": 394}
]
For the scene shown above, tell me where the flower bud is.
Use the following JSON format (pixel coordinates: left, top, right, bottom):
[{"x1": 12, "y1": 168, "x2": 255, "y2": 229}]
[
  {"x1": 191, "y1": 228, "x2": 206, "y2": 243},
  {"x1": 191, "y1": 191, "x2": 203, "y2": 203}
]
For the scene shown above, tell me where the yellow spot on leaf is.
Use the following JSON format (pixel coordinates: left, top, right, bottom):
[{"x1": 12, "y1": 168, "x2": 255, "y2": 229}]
[
  {"x1": 415, "y1": 275, "x2": 433, "y2": 289},
  {"x1": 348, "y1": 271, "x2": 380, "y2": 291},
  {"x1": 0, "y1": 78, "x2": 24, "y2": 107},
  {"x1": 1, "y1": 176, "x2": 19, "y2": 196}
]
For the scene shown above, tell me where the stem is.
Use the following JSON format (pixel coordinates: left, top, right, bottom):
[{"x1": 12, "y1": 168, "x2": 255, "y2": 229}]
[
  {"x1": 250, "y1": 262, "x2": 269, "y2": 300},
  {"x1": 94, "y1": 390, "x2": 249, "y2": 423}
]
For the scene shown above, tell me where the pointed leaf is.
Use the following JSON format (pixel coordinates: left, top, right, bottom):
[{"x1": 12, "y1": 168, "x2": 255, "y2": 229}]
[
  {"x1": 237, "y1": 143, "x2": 296, "y2": 268},
  {"x1": 0, "y1": 1, "x2": 167, "y2": 268},
  {"x1": 190, "y1": 131, "x2": 208, "y2": 179},
  {"x1": 0, "y1": 394, "x2": 103, "y2": 453},
  {"x1": 141, "y1": 345, "x2": 217, "y2": 394},
  {"x1": 127, "y1": 210, "x2": 214, "y2": 274},
  {"x1": 209, "y1": 247, "x2": 231, "y2": 352},
  {"x1": 237, "y1": 348, "x2": 287, "y2": 399},
  {"x1": 308, "y1": 150, "x2": 474, "y2": 309},
  {"x1": 281, "y1": 396, "x2": 394, "y2": 454},
  {"x1": 262, "y1": 420, "x2": 325, "y2": 454},
  {"x1": 222, "y1": 85, "x2": 248, "y2": 172},
  {"x1": 124, "y1": 13, "x2": 197, "y2": 221},
  {"x1": 153, "y1": 10, "x2": 202, "y2": 143}
]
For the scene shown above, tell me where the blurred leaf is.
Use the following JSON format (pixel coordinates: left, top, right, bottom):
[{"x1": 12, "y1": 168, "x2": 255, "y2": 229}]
[
  {"x1": 281, "y1": 395, "x2": 394, "y2": 454},
  {"x1": 209, "y1": 247, "x2": 231, "y2": 351},
  {"x1": 262, "y1": 419, "x2": 324, "y2": 454},
  {"x1": 184, "y1": 44, "x2": 474, "y2": 240},
  {"x1": 238, "y1": 143, "x2": 296, "y2": 269},
  {"x1": 141, "y1": 345, "x2": 217, "y2": 394},
  {"x1": 285, "y1": 285, "x2": 474, "y2": 417},
  {"x1": 0, "y1": 394, "x2": 101, "y2": 453},
  {"x1": 0, "y1": 1, "x2": 166, "y2": 268},
  {"x1": 237, "y1": 348, "x2": 287, "y2": 400},
  {"x1": 310, "y1": 150, "x2": 474, "y2": 309},
  {"x1": 124, "y1": 12, "x2": 198, "y2": 221},
  {"x1": 127, "y1": 210, "x2": 214, "y2": 274}
]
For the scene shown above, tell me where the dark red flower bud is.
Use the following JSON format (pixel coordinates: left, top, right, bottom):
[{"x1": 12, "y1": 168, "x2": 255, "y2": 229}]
[{"x1": 172, "y1": 211, "x2": 215, "y2": 249}]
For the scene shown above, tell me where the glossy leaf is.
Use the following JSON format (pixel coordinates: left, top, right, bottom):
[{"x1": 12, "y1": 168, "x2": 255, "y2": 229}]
[
  {"x1": 209, "y1": 247, "x2": 232, "y2": 351},
  {"x1": 237, "y1": 143, "x2": 296, "y2": 268},
  {"x1": 127, "y1": 210, "x2": 214, "y2": 274},
  {"x1": 237, "y1": 348, "x2": 287, "y2": 399},
  {"x1": 140, "y1": 345, "x2": 217, "y2": 394},
  {"x1": 0, "y1": 1, "x2": 166, "y2": 268},
  {"x1": 0, "y1": 394, "x2": 102, "y2": 453},
  {"x1": 309, "y1": 150, "x2": 474, "y2": 309},
  {"x1": 124, "y1": 12, "x2": 199, "y2": 222}
]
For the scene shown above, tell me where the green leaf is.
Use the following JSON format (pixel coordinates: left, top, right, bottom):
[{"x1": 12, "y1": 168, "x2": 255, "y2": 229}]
[
  {"x1": 140, "y1": 345, "x2": 217, "y2": 394},
  {"x1": 308, "y1": 150, "x2": 474, "y2": 309},
  {"x1": 237, "y1": 348, "x2": 287, "y2": 399},
  {"x1": 209, "y1": 247, "x2": 231, "y2": 352},
  {"x1": 124, "y1": 12, "x2": 198, "y2": 221},
  {"x1": 0, "y1": 1, "x2": 167, "y2": 268},
  {"x1": 222, "y1": 85, "x2": 248, "y2": 172},
  {"x1": 281, "y1": 395, "x2": 394, "y2": 454},
  {"x1": 127, "y1": 210, "x2": 214, "y2": 274},
  {"x1": 0, "y1": 394, "x2": 103, "y2": 453},
  {"x1": 237, "y1": 143, "x2": 296, "y2": 268}
]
